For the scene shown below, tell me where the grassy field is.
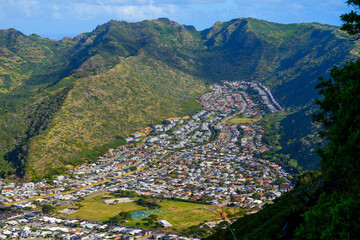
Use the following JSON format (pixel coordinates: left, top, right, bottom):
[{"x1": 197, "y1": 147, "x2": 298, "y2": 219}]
[
  {"x1": 56, "y1": 193, "x2": 243, "y2": 231},
  {"x1": 157, "y1": 203, "x2": 219, "y2": 230},
  {"x1": 228, "y1": 115, "x2": 262, "y2": 124},
  {"x1": 125, "y1": 201, "x2": 222, "y2": 230},
  {"x1": 57, "y1": 194, "x2": 146, "y2": 222}
]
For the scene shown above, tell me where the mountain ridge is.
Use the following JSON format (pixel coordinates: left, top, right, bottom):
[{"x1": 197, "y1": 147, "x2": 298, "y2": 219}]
[{"x1": 0, "y1": 18, "x2": 356, "y2": 179}]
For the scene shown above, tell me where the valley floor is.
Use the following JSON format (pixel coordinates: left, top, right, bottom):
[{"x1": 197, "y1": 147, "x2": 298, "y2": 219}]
[{"x1": 0, "y1": 81, "x2": 293, "y2": 239}]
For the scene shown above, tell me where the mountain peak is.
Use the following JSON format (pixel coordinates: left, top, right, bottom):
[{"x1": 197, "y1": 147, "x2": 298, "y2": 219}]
[
  {"x1": 0, "y1": 28, "x2": 25, "y2": 39},
  {"x1": 156, "y1": 17, "x2": 171, "y2": 23}
]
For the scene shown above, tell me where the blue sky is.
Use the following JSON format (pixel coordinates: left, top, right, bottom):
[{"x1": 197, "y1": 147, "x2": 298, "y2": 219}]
[{"x1": 0, "y1": 0, "x2": 352, "y2": 39}]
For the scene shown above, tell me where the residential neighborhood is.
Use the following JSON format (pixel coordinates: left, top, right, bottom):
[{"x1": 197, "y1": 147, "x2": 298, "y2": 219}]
[{"x1": 0, "y1": 81, "x2": 292, "y2": 239}]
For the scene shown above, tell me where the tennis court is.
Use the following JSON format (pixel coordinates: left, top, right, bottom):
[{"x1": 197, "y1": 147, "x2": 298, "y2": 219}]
[{"x1": 130, "y1": 209, "x2": 164, "y2": 220}]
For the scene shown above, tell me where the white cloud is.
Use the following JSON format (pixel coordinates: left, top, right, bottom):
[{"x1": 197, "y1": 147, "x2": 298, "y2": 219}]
[
  {"x1": 289, "y1": 2, "x2": 305, "y2": 11},
  {"x1": 111, "y1": 5, "x2": 166, "y2": 20},
  {"x1": 8, "y1": 0, "x2": 40, "y2": 17},
  {"x1": 58, "y1": 1, "x2": 177, "y2": 21}
]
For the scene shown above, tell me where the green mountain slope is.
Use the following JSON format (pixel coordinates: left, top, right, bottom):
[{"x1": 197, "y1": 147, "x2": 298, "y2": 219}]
[
  {"x1": 198, "y1": 18, "x2": 357, "y2": 170},
  {"x1": 0, "y1": 18, "x2": 356, "y2": 178},
  {"x1": 26, "y1": 53, "x2": 206, "y2": 177},
  {"x1": 0, "y1": 19, "x2": 208, "y2": 178}
]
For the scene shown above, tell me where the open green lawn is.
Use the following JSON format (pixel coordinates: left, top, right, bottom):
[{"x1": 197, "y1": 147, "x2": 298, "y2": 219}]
[
  {"x1": 69, "y1": 201, "x2": 146, "y2": 222},
  {"x1": 57, "y1": 194, "x2": 146, "y2": 222},
  {"x1": 56, "y1": 193, "x2": 243, "y2": 231},
  {"x1": 157, "y1": 203, "x2": 218, "y2": 230},
  {"x1": 125, "y1": 201, "x2": 225, "y2": 231},
  {"x1": 228, "y1": 115, "x2": 262, "y2": 124}
]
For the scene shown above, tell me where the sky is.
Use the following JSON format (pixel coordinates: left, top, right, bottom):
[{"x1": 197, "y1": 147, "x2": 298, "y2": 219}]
[{"x1": 0, "y1": 0, "x2": 353, "y2": 39}]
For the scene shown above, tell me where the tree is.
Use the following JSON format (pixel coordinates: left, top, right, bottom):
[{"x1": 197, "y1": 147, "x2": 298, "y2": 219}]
[
  {"x1": 41, "y1": 204, "x2": 55, "y2": 214},
  {"x1": 118, "y1": 212, "x2": 131, "y2": 219},
  {"x1": 136, "y1": 198, "x2": 161, "y2": 209},
  {"x1": 162, "y1": 119, "x2": 171, "y2": 125},
  {"x1": 312, "y1": 61, "x2": 360, "y2": 186},
  {"x1": 252, "y1": 192, "x2": 261, "y2": 200},
  {"x1": 148, "y1": 214, "x2": 158, "y2": 221},
  {"x1": 341, "y1": 0, "x2": 360, "y2": 38},
  {"x1": 108, "y1": 211, "x2": 132, "y2": 224},
  {"x1": 274, "y1": 177, "x2": 286, "y2": 186}
]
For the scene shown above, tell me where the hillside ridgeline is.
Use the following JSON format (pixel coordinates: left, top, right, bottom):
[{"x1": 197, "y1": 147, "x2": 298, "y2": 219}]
[{"x1": 0, "y1": 18, "x2": 356, "y2": 178}]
